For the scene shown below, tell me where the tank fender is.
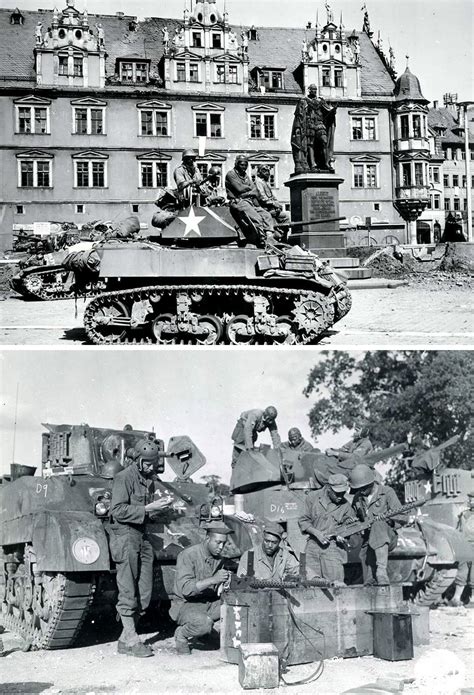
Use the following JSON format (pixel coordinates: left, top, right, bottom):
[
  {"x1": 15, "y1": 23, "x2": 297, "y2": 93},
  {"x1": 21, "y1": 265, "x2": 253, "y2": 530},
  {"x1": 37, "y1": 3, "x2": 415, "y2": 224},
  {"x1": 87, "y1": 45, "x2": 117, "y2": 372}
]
[
  {"x1": 418, "y1": 517, "x2": 474, "y2": 565},
  {"x1": 32, "y1": 510, "x2": 110, "y2": 572}
]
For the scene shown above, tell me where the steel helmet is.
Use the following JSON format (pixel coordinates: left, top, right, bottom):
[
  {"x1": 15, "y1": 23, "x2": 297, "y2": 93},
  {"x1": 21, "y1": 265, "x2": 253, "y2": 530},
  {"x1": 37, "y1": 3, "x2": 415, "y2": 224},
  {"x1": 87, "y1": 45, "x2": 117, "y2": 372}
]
[
  {"x1": 263, "y1": 405, "x2": 278, "y2": 421},
  {"x1": 208, "y1": 165, "x2": 221, "y2": 177},
  {"x1": 182, "y1": 148, "x2": 198, "y2": 160},
  {"x1": 349, "y1": 464, "x2": 376, "y2": 489},
  {"x1": 133, "y1": 439, "x2": 161, "y2": 463}
]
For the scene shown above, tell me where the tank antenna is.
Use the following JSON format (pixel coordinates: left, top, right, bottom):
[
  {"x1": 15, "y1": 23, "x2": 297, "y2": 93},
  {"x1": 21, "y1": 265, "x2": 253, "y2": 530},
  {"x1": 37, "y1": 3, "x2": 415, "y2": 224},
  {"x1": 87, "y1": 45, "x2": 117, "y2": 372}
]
[{"x1": 12, "y1": 382, "x2": 19, "y2": 463}]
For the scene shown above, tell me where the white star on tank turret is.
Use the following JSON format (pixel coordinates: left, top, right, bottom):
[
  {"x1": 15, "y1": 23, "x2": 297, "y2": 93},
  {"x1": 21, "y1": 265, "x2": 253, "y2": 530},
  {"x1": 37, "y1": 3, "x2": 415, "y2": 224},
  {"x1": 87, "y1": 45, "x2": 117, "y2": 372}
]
[{"x1": 178, "y1": 206, "x2": 206, "y2": 236}]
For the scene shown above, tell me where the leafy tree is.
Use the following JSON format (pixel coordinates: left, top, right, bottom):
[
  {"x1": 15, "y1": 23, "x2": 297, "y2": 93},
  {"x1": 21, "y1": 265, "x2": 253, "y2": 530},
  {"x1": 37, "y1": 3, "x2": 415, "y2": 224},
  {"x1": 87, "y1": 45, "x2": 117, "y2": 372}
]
[
  {"x1": 200, "y1": 474, "x2": 230, "y2": 498},
  {"x1": 303, "y1": 351, "x2": 473, "y2": 488}
]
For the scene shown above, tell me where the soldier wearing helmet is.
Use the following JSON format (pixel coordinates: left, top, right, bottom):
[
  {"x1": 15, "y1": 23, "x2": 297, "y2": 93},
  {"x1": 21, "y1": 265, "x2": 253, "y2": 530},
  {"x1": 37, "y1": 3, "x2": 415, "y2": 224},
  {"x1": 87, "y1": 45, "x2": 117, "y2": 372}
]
[
  {"x1": 109, "y1": 439, "x2": 173, "y2": 657},
  {"x1": 173, "y1": 149, "x2": 203, "y2": 207},
  {"x1": 198, "y1": 165, "x2": 226, "y2": 207},
  {"x1": 349, "y1": 464, "x2": 404, "y2": 586},
  {"x1": 225, "y1": 155, "x2": 275, "y2": 247},
  {"x1": 325, "y1": 419, "x2": 374, "y2": 464},
  {"x1": 281, "y1": 427, "x2": 315, "y2": 452},
  {"x1": 299, "y1": 474, "x2": 354, "y2": 583},
  {"x1": 231, "y1": 406, "x2": 281, "y2": 467}
]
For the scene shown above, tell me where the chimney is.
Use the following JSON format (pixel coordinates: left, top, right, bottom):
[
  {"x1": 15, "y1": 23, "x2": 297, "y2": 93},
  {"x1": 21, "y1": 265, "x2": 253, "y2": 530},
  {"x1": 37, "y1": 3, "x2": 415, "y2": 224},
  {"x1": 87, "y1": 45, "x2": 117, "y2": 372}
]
[
  {"x1": 116, "y1": 11, "x2": 124, "y2": 19},
  {"x1": 433, "y1": 100, "x2": 438, "y2": 109}
]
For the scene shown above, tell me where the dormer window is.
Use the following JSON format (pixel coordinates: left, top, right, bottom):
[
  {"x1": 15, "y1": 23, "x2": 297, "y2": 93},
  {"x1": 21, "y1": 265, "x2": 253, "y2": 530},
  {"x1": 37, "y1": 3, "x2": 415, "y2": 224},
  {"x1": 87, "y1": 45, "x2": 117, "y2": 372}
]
[
  {"x1": 261, "y1": 70, "x2": 284, "y2": 91},
  {"x1": 119, "y1": 60, "x2": 150, "y2": 83}
]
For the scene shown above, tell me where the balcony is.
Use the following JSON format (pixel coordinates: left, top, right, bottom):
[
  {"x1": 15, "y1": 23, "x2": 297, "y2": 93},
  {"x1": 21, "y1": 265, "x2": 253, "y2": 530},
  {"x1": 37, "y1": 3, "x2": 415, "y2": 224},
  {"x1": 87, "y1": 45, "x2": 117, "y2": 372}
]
[{"x1": 395, "y1": 185, "x2": 430, "y2": 202}]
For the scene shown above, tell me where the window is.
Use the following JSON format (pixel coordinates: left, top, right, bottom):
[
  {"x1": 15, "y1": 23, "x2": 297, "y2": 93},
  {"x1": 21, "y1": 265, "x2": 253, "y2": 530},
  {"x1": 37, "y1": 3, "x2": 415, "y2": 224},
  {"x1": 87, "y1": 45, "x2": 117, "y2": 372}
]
[
  {"x1": 414, "y1": 162, "x2": 424, "y2": 186},
  {"x1": 446, "y1": 148, "x2": 452, "y2": 160},
  {"x1": 131, "y1": 204, "x2": 139, "y2": 213},
  {"x1": 75, "y1": 160, "x2": 106, "y2": 188},
  {"x1": 215, "y1": 64, "x2": 238, "y2": 84},
  {"x1": 433, "y1": 195, "x2": 440, "y2": 210},
  {"x1": 472, "y1": 176, "x2": 474, "y2": 187},
  {"x1": 16, "y1": 205, "x2": 25, "y2": 214},
  {"x1": 228, "y1": 65, "x2": 238, "y2": 84},
  {"x1": 197, "y1": 162, "x2": 223, "y2": 180},
  {"x1": 73, "y1": 57, "x2": 83, "y2": 77},
  {"x1": 16, "y1": 105, "x2": 49, "y2": 134},
  {"x1": 73, "y1": 106, "x2": 105, "y2": 135},
  {"x1": 412, "y1": 114, "x2": 422, "y2": 138},
  {"x1": 430, "y1": 166, "x2": 440, "y2": 183},
  {"x1": 249, "y1": 113, "x2": 275, "y2": 139},
  {"x1": 261, "y1": 70, "x2": 283, "y2": 91},
  {"x1": 250, "y1": 163, "x2": 276, "y2": 188},
  {"x1": 189, "y1": 63, "x2": 199, "y2": 82},
  {"x1": 58, "y1": 55, "x2": 68, "y2": 75},
  {"x1": 462, "y1": 176, "x2": 466, "y2": 187},
  {"x1": 194, "y1": 112, "x2": 222, "y2": 138},
  {"x1": 18, "y1": 158, "x2": 51, "y2": 188},
  {"x1": 334, "y1": 68, "x2": 343, "y2": 88},
  {"x1": 192, "y1": 32, "x2": 202, "y2": 47},
  {"x1": 400, "y1": 115, "x2": 409, "y2": 139},
  {"x1": 177, "y1": 63, "x2": 186, "y2": 81},
  {"x1": 444, "y1": 198, "x2": 450, "y2": 210},
  {"x1": 216, "y1": 65, "x2": 225, "y2": 83},
  {"x1": 464, "y1": 198, "x2": 468, "y2": 210},
  {"x1": 453, "y1": 197, "x2": 460, "y2": 211},
  {"x1": 351, "y1": 115, "x2": 377, "y2": 140},
  {"x1": 443, "y1": 174, "x2": 449, "y2": 187},
  {"x1": 76, "y1": 204, "x2": 85, "y2": 214},
  {"x1": 139, "y1": 110, "x2": 169, "y2": 136},
  {"x1": 322, "y1": 67, "x2": 331, "y2": 87},
  {"x1": 373, "y1": 203, "x2": 380, "y2": 211},
  {"x1": 353, "y1": 163, "x2": 378, "y2": 188},
  {"x1": 139, "y1": 161, "x2": 168, "y2": 188},
  {"x1": 402, "y1": 163, "x2": 411, "y2": 187},
  {"x1": 212, "y1": 33, "x2": 222, "y2": 48},
  {"x1": 452, "y1": 175, "x2": 459, "y2": 187},
  {"x1": 120, "y1": 61, "x2": 149, "y2": 83}
]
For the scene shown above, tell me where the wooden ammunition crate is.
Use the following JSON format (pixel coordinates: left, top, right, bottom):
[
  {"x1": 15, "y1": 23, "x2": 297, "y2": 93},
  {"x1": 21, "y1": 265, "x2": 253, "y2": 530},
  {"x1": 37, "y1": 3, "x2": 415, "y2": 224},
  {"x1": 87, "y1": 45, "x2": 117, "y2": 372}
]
[
  {"x1": 221, "y1": 585, "x2": 404, "y2": 666},
  {"x1": 284, "y1": 256, "x2": 316, "y2": 272}
]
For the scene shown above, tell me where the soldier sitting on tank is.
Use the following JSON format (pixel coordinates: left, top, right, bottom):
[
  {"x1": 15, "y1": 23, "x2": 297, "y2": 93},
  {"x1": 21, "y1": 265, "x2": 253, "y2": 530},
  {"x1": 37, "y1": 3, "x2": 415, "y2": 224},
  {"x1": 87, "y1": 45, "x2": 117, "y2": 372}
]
[
  {"x1": 298, "y1": 474, "x2": 354, "y2": 584},
  {"x1": 109, "y1": 439, "x2": 174, "y2": 657},
  {"x1": 170, "y1": 519, "x2": 233, "y2": 655},
  {"x1": 198, "y1": 165, "x2": 227, "y2": 207},
  {"x1": 281, "y1": 427, "x2": 315, "y2": 452},
  {"x1": 225, "y1": 155, "x2": 275, "y2": 247},
  {"x1": 231, "y1": 406, "x2": 281, "y2": 468},
  {"x1": 349, "y1": 464, "x2": 405, "y2": 586},
  {"x1": 174, "y1": 149, "x2": 203, "y2": 208},
  {"x1": 237, "y1": 521, "x2": 299, "y2": 580},
  {"x1": 325, "y1": 420, "x2": 374, "y2": 462},
  {"x1": 254, "y1": 164, "x2": 290, "y2": 237}
]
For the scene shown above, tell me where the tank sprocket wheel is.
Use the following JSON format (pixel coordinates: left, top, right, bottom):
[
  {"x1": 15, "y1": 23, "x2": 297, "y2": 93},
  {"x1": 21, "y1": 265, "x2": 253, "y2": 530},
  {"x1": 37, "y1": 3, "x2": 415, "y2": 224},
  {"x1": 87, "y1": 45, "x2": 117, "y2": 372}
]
[
  {"x1": 291, "y1": 296, "x2": 334, "y2": 340},
  {"x1": 226, "y1": 314, "x2": 255, "y2": 345},
  {"x1": 414, "y1": 567, "x2": 458, "y2": 607},
  {"x1": 84, "y1": 297, "x2": 131, "y2": 344},
  {"x1": 23, "y1": 273, "x2": 44, "y2": 295}
]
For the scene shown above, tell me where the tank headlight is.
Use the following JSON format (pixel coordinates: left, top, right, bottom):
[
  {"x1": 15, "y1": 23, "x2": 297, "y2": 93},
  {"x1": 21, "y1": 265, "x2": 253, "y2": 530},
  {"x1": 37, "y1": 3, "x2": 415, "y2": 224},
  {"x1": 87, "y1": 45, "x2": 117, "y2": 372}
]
[
  {"x1": 95, "y1": 500, "x2": 110, "y2": 516},
  {"x1": 72, "y1": 537, "x2": 100, "y2": 565},
  {"x1": 210, "y1": 506, "x2": 221, "y2": 518}
]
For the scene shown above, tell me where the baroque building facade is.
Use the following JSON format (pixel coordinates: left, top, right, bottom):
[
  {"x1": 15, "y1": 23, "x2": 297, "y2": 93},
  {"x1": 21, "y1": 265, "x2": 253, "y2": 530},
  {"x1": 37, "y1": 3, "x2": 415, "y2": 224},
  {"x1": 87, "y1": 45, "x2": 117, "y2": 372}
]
[{"x1": 2, "y1": 0, "x2": 468, "y2": 250}]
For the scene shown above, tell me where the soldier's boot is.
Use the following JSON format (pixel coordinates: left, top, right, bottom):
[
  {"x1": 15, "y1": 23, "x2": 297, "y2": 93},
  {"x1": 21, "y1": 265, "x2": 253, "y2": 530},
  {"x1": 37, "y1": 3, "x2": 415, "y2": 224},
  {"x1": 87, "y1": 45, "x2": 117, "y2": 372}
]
[
  {"x1": 448, "y1": 585, "x2": 465, "y2": 607},
  {"x1": 375, "y1": 545, "x2": 390, "y2": 586},
  {"x1": 175, "y1": 626, "x2": 191, "y2": 655},
  {"x1": 118, "y1": 616, "x2": 153, "y2": 658}
]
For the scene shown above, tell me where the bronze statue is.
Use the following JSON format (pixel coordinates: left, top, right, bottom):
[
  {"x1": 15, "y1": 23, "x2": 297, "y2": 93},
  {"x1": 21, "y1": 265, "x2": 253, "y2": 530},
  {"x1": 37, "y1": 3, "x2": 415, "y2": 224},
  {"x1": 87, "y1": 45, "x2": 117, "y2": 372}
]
[{"x1": 291, "y1": 84, "x2": 337, "y2": 174}]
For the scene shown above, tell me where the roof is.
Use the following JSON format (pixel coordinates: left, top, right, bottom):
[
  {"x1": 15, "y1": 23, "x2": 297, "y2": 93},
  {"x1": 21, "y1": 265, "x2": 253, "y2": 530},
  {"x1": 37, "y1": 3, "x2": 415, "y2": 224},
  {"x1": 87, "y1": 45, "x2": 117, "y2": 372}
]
[
  {"x1": 0, "y1": 7, "x2": 395, "y2": 97},
  {"x1": 393, "y1": 66, "x2": 427, "y2": 103},
  {"x1": 428, "y1": 106, "x2": 474, "y2": 145}
]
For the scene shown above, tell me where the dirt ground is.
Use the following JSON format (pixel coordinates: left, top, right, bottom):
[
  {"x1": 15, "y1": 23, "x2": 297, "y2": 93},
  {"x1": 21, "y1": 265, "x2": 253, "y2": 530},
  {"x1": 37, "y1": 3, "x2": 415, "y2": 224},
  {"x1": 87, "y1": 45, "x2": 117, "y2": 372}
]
[{"x1": 0, "y1": 606, "x2": 472, "y2": 695}]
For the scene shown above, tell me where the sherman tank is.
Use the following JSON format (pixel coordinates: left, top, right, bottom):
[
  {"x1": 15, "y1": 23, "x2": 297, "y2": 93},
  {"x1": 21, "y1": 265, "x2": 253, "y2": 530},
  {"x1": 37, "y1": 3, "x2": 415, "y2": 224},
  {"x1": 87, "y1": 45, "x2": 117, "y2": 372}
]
[
  {"x1": 230, "y1": 439, "x2": 473, "y2": 605},
  {"x1": 0, "y1": 423, "x2": 259, "y2": 650},
  {"x1": 64, "y1": 205, "x2": 351, "y2": 345}
]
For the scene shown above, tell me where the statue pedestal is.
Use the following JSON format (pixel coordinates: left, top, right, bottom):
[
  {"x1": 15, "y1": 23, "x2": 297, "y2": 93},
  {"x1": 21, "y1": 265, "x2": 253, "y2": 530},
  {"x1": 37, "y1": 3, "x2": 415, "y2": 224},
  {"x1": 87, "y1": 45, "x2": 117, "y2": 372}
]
[{"x1": 285, "y1": 173, "x2": 345, "y2": 255}]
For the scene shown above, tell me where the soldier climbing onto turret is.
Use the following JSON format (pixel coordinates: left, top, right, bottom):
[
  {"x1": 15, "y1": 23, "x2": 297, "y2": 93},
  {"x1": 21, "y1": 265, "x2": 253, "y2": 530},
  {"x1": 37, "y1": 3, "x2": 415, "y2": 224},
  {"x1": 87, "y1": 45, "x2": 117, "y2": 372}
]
[
  {"x1": 349, "y1": 464, "x2": 405, "y2": 586},
  {"x1": 225, "y1": 155, "x2": 275, "y2": 247},
  {"x1": 109, "y1": 439, "x2": 173, "y2": 657},
  {"x1": 281, "y1": 427, "x2": 315, "y2": 452},
  {"x1": 231, "y1": 406, "x2": 281, "y2": 467},
  {"x1": 298, "y1": 474, "x2": 354, "y2": 584},
  {"x1": 237, "y1": 521, "x2": 299, "y2": 580},
  {"x1": 174, "y1": 149, "x2": 203, "y2": 208}
]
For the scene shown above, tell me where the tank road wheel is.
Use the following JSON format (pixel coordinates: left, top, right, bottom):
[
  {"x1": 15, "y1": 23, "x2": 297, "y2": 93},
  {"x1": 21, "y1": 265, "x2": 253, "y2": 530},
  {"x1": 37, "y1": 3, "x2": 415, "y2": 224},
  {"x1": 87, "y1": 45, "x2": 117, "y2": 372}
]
[
  {"x1": 292, "y1": 297, "x2": 334, "y2": 343},
  {"x1": 85, "y1": 297, "x2": 131, "y2": 344},
  {"x1": 195, "y1": 315, "x2": 223, "y2": 345},
  {"x1": 152, "y1": 313, "x2": 178, "y2": 344},
  {"x1": 226, "y1": 315, "x2": 255, "y2": 345},
  {"x1": 414, "y1": 567, "x2": 458, "y2": 607},
  {"x1": 23, "y1": 273, "x2": 44, "y2": 297},
  {"x1": 275, "y1": 316, "x2": 298, "y2": 345}
]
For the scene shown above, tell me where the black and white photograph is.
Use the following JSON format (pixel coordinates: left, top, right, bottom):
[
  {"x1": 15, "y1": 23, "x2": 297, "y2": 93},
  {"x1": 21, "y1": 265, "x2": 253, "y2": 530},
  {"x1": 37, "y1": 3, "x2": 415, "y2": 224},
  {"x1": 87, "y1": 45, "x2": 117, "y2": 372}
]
[{"x1": 0, "y1": 0, "x2": 473, "y2": 694}]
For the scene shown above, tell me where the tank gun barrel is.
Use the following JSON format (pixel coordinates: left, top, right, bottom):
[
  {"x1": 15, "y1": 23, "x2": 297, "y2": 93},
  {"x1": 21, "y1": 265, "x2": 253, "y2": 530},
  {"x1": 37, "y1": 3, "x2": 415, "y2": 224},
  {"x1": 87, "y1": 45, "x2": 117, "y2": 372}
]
[{"x1": 276, "y1": 216, "x2": 345, "y2": 230}]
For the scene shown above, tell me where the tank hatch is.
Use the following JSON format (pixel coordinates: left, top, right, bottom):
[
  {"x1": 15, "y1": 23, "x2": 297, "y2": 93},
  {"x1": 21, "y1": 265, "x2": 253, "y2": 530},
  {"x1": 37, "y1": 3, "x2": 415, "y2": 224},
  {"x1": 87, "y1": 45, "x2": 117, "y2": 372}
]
[
  {"x1": 230, "y1": 446, "x2": 283, "y2": 494},
  {"x1": 156, "y1": 205, "x2": 239, "y2": 244}
]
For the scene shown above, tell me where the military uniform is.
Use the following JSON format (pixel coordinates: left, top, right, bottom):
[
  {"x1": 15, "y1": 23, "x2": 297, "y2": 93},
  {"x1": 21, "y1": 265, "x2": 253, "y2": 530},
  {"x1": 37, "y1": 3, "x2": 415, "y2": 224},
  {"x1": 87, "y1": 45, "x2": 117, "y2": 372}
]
[
  {"x1": 231, "y1": 408, "x2": 281, "y2": 467},
  {"x1": 169, "y1": 542, "x2": 224, "y2": 641},
  {"x1": 254, "y1": 175, "x2": 290, "y2": 225},
  {"x1": 281, "y1": 437, "x2": 314, "y2": 452},
  {"x1": 298, "y1": 485, "x2": 353, "y2": 582},
  {"x1": 225, "y1": 169, "x2": 274, "y2": 245},
  {"x1": 238, "y1": 544, "x2": 299, "y2": 579},
  {"x1": 352, "y1": 482, "x2": 403, "y2": 583},
  {"x1": 109, "y1": 465, "x2": 155, "y2": 619},
  {"x1": 174, "y1": 164, "x2": 203, "y2": 207}
]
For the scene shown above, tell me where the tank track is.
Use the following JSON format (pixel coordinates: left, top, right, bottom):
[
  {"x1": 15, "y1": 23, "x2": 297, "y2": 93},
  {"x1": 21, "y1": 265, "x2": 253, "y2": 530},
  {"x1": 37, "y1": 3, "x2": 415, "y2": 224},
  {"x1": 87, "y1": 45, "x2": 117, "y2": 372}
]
[
  {"x1": 83, "y1": 282, "x2": 351, "y2": 345},
  {"x1": 414, "y1": 567, "x2": 458, "y2": 607},
  {"x1": 10, "y1": 266, "x2": 104, "y2": 301},
  {"x1": 1, "y1": 569, "x2": 96, "y2": 650}
]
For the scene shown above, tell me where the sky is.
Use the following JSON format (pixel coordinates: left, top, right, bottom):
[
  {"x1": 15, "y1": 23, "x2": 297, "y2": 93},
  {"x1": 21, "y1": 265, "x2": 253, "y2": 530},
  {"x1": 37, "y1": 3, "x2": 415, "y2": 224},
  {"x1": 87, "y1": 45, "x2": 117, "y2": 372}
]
[
  {"x1": 0, "y1": 348, "x2": 356, "y2": 483},
  {"x1": 0, "y1": 0, "x2": 472, "y2": 105}
]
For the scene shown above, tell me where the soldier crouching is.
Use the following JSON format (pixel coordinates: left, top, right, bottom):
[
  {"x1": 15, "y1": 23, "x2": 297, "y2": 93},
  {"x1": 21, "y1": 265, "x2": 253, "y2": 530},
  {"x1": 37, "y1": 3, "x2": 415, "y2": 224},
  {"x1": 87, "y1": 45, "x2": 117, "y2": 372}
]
[{"x1": 169, "y1": 519, "x2": 233, "y2": 655}]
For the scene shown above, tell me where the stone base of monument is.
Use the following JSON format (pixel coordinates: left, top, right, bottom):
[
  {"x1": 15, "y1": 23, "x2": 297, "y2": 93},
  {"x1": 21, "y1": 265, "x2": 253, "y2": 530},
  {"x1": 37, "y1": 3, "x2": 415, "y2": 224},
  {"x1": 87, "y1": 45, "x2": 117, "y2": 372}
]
[{"x1": 284, "y1": 172, "x2": 372, "y2": 280}]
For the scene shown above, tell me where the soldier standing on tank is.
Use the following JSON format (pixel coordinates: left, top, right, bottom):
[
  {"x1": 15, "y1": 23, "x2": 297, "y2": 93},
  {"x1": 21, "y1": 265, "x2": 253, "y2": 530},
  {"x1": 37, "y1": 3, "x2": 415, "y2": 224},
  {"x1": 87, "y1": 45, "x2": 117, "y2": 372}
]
[
  {"x1": 110, "y1": 439, "x2": 173, "y2": 657},
  {"x1": 231, "y1": 406, "x2": 281, "y2": 467},
  {"x1": 174, "y1": 149, "x2": 203, "y2": 208},
  {"x1": 298, "y1": 474, "x2": 353, "y2": 584},
  {"x1": 237, "y1": 521, "x2": 299, "y2": 579},
  {"x1": 349, "y1": 464, "x2": 404, "y2": 586},
  {"x1": 170, "y1": 519, "x2": 233, "y2": 655},
  {"x1": 281, "y1": 427, "x2": 315, "y2": 452},
  {"x1": 225, "y1": 155, "x2": 274, "y2": 246}
]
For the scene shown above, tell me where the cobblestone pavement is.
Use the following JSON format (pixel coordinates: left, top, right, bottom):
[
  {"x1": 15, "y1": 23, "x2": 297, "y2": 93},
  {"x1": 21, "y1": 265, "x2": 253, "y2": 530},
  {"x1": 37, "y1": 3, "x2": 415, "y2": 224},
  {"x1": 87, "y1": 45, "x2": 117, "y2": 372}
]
[{"x1": 0, "y1": 282, "x2": 472, "y2": 346}]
